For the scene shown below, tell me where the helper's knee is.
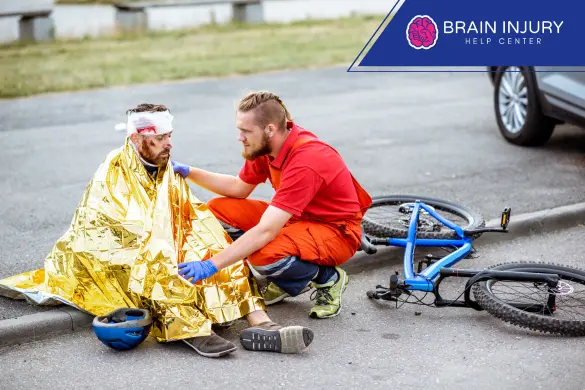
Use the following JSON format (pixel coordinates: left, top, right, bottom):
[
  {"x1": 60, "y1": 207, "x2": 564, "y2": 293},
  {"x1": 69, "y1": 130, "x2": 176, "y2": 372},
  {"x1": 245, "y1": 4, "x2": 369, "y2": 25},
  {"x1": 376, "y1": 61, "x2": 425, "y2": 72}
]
[
  {"x1": 206, "y1": 197, "x2": 226, "y2": 216},
  {"x1": 207, "y1": 197, "x2": 241, "y2": 224}
]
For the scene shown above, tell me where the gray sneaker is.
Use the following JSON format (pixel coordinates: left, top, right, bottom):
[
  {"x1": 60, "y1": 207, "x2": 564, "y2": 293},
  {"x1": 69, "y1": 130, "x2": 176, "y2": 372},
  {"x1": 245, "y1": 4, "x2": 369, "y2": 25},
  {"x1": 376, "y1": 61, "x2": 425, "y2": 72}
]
[
  {"x1": 239, "y1": 321, "x2": 314, "y2": 354},
  {"x1": 182, "y1": 330, "x2": 237, "y2": 358}
]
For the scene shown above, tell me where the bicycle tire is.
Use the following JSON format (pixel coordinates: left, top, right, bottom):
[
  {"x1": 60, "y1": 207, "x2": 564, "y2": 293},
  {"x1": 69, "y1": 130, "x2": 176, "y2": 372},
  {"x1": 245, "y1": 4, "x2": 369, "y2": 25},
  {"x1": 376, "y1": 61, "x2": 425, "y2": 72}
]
[
  {"x1": 361, "y1": 195, "x2": 485, "y2": 239},
  {"x1": 472, "y1": 262, "x2": 585, "y2": 336}
]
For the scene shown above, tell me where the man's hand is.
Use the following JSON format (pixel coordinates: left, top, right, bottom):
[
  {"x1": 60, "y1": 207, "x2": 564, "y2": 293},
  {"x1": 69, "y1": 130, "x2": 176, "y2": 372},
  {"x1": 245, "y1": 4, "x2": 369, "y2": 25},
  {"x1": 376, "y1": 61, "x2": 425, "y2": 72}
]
[
  {"x1": 178, "y1": 259, "x2": 218, "y2": 284},
  {"x1": 171, "y1": 160, "x2": 190, "y2": 179}
]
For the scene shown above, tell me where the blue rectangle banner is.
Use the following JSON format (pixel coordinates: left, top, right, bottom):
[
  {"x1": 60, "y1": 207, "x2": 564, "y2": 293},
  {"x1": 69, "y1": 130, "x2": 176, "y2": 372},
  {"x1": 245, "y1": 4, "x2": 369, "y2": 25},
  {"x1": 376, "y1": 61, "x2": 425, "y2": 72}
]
[{"x1": 349, "y1": 0, "x2": 585, "y2": 70}]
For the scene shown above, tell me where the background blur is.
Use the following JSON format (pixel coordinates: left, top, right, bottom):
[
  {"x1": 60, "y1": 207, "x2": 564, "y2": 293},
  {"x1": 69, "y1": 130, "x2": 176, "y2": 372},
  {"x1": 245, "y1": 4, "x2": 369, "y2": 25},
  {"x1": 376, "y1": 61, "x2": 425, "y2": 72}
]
[
  {"x1": 1, "y1": 2, "x2": 585, "y2": 388},
  {"x1": 0, "y1": 0, "x2": 388, "y2": 42}
]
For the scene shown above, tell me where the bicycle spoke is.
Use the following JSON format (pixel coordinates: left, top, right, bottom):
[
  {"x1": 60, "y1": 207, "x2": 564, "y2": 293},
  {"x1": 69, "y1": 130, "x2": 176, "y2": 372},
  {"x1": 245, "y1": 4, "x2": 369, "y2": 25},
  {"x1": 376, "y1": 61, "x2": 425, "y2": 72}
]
[
  {"x1": 489, "y1": 279, "x2": 585, "y2": 321},
  {"x1": 364, "y1": 204, "x2": 468, "y2": 232}
]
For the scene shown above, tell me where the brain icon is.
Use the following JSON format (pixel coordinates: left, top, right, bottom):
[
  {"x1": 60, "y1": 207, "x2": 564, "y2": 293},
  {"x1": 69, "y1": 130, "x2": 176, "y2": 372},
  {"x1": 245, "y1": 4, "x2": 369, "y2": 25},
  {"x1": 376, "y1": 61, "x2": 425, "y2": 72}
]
[{"x1": 407, "y1": 16, "x2": 438, "y2": 49}]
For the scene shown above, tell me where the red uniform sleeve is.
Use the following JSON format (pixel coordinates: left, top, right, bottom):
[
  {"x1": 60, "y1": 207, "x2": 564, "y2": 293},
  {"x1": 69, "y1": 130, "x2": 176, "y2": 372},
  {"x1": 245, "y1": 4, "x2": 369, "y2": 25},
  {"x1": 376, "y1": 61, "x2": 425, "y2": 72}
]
[
  {"x1": 238, "y1": 157, "x2": 269, "y2": 185},
  {"x1": 270, "y1": 165, "x2": 324, "y2": 217}
]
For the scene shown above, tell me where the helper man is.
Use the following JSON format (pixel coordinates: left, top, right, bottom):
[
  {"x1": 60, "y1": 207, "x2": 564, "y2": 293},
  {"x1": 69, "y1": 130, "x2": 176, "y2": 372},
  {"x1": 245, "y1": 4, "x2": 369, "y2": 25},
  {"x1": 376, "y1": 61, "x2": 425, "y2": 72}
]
[{"x1": 173, "y1": 91, "x2": 372, "y2": 319}]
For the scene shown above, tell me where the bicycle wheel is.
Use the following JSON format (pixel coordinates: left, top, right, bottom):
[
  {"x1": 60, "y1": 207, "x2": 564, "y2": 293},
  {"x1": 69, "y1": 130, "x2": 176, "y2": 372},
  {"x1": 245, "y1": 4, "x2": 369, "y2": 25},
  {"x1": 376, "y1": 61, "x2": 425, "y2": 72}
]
[
  {"x1": 472, "y1": 262, "x2": 585, "y2": 336},
  {"x1": 361, "y1": 195, "x2": 485, "y2": 239}
]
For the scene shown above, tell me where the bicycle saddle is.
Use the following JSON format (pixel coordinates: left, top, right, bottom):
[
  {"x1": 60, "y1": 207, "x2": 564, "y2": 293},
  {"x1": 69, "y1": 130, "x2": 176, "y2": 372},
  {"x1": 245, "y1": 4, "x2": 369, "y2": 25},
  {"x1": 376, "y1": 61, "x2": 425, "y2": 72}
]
[{"x1": 359, "y1": 228, "x2": 378, "y2": 255}]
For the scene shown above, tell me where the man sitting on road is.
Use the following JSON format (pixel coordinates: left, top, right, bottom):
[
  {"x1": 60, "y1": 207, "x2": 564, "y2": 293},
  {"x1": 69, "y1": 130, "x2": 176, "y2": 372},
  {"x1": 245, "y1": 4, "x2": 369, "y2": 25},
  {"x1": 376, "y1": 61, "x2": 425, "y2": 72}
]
[
  {"x1": 171, "y1": 91, "x2": 372, "y2": 319},
  {"x1": 0, "y1": 103, "x2": 314, "y2": 357}
]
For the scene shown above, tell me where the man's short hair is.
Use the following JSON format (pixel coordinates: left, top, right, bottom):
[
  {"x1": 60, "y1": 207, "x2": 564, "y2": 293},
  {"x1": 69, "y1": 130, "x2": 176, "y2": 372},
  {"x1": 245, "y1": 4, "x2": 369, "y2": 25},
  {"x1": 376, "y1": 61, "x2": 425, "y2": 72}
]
[
  {"x1": 126, "y1": 103, "x2": 170, "y2": 115},
  {"x1": 237, "y1": 91, "x2": 292, "y2": 131}
]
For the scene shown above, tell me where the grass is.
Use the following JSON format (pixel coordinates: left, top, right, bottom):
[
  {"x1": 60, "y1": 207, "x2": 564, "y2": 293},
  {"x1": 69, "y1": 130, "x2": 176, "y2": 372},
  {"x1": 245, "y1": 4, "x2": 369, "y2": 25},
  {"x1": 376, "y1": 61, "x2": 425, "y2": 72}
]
[{"x1": 0, "y1": 15, "x2": 380, "y2": 98}]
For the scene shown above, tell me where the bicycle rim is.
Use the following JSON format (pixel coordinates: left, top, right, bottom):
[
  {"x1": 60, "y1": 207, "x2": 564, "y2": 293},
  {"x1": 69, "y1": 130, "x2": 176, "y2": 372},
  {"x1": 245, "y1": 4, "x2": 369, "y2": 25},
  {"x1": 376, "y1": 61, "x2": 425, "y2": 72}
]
[
  {"x1": 362, "y1": 195, "x2": 485, "y2": 239},
  {"x1": 473, "y1": 262, "x2": 585, "y2": 336}
]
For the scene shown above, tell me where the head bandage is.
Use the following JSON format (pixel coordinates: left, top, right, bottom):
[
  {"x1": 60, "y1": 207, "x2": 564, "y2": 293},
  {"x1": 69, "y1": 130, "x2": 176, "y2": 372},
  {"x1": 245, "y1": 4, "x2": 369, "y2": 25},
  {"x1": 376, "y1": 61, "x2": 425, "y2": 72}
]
[{"x1": 114, "y1": 110, "x2": 174, "y2": 136}]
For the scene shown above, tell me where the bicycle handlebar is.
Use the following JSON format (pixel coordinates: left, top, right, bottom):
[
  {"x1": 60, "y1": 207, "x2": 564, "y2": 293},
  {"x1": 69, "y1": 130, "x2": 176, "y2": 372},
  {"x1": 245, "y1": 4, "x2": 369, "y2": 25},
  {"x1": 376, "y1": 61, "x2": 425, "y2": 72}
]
[{"x1": 463, "y1": 207, "x2": 512, "y2": 236}]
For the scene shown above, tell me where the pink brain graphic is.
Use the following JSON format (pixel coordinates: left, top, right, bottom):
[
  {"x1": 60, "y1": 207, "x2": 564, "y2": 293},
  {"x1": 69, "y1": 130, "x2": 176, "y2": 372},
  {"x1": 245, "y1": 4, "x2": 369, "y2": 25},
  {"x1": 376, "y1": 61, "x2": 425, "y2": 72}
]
[{"x1": 408, "y1": 16, "x2": 437, "y2": 48}]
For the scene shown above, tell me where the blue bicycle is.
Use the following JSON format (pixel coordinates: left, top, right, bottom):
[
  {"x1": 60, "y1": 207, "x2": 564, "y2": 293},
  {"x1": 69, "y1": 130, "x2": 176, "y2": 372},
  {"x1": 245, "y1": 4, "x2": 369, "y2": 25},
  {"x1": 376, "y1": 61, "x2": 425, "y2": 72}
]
[{"x1": 359, "y1": 195, "x2": 585, "y2": 337}]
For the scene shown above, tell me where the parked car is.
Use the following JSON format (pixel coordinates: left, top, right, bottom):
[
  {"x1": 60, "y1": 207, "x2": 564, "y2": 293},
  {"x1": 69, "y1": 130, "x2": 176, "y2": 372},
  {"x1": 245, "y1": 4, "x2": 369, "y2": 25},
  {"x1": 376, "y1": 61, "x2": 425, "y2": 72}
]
[{"x1": 487, "y1": 66, "x2": 585, "y2": 146}]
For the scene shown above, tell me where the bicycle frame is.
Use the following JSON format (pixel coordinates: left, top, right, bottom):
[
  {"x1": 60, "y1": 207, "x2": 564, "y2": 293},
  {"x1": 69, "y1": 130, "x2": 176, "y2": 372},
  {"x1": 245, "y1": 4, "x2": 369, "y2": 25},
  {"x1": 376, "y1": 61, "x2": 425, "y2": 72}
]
[{"x1": 382, "y1": 201, "x2": 474, "y2": 292}]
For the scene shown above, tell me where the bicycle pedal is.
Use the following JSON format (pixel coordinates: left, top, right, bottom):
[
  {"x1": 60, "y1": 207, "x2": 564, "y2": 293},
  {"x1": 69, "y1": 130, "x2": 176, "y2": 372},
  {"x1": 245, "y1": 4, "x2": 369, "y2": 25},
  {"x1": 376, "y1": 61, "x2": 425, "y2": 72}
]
[{"x1": 466, "y1": 251, "x2": 480, "y2": 259}]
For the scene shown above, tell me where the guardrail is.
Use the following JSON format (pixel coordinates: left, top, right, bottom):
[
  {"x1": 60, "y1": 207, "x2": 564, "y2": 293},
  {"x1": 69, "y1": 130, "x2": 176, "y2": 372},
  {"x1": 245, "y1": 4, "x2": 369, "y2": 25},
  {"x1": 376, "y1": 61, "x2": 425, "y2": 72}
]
[
  {"x1": 114, "y1": 0, "x2": 264, "y2": 33},
  {"x1": 0, "y1": 0, "x2": 55, "y2": 42}
]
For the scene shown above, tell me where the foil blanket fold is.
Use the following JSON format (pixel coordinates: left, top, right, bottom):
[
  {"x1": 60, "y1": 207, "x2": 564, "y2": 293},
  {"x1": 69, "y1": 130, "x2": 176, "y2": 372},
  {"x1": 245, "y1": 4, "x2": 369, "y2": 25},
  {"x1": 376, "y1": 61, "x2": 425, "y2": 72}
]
[{"x1": 0, "y1": 140, "x2": 265, "y2": 342}]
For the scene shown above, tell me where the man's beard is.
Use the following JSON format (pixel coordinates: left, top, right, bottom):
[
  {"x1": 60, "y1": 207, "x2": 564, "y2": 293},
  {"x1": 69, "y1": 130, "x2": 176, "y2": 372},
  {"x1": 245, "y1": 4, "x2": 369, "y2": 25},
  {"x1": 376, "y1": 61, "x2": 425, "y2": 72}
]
[
  {"x1": 242, "y1": 133, "x2": 271, "y2": 161},
  {"x1": 139, "y1": 139, "x2": 170, "y2": 166}
]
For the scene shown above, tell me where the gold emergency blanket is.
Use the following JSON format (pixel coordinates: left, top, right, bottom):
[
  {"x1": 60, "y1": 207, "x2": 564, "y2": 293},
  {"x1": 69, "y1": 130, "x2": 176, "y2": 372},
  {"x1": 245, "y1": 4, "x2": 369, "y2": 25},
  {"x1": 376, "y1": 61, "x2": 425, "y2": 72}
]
[{"x1": 0, "y1": 139, "x2": 265, "y2": 342}]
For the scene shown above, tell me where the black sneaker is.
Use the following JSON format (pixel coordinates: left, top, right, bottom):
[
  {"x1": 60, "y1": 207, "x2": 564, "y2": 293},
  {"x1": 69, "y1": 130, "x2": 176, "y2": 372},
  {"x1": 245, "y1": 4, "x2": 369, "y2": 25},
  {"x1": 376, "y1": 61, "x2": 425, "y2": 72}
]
[
  {"x1": 239, "y1": 321, "x2": 314, "y2": 354},
  {"x1": 182, "y1": 330, "x2": 237, "y2": 358}
]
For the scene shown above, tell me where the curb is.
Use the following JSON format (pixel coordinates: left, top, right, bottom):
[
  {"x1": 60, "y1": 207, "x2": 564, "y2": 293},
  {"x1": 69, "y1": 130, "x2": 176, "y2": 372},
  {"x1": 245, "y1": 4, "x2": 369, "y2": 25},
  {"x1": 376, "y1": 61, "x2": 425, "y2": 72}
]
[
  {"x1": 473, "y1": 202, "x2": 585, "y2": 246},
  {"x1": 0, "y1": 306, "x2": 93, "y2": 349},
  {"x1": 1, "y1": 202, "x2": 584, "y2": 349}
]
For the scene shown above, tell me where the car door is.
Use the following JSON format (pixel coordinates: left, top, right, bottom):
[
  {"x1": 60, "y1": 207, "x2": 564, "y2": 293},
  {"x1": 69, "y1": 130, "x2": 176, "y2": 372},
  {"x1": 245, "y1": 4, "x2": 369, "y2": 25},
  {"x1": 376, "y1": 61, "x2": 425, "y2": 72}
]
[{"x1": 534, "y1": 67, "x2": 585, "y2": 118}]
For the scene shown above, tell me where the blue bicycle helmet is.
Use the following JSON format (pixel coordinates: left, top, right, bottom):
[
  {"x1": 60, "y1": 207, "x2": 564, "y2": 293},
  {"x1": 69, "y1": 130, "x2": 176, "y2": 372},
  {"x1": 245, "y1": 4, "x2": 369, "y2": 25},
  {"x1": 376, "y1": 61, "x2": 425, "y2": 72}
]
[{"x1": 92, "y1": 308, "x2": 153, "y2": 351}]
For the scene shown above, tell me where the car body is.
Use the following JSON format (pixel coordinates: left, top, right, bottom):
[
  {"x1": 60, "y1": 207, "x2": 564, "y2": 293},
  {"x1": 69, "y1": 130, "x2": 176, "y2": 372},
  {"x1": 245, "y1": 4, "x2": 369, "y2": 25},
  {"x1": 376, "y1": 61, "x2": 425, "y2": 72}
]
[{"x1": 487, "y1": 66, "x2": 585, "y2": 146}]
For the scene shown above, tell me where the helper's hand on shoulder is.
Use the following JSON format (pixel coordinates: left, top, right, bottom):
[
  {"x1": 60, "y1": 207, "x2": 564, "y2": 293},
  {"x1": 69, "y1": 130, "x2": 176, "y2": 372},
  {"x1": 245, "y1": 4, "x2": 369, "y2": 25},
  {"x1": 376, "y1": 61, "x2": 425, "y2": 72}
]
[
  {"x1": 178, "y1": 260, "x2": 218, "y2": 284},
  {"x1": 171, "y1": 160, "x2": 190, "y2": 179}
]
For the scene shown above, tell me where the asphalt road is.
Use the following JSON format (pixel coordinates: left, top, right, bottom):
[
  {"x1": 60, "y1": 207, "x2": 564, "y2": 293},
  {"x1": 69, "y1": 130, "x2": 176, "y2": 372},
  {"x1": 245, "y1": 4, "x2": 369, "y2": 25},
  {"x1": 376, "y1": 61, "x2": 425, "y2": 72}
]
[
  {"x1": 1, "y1": 226, "x2": 584, "y2": 390},
  {"x1": 1, "y1": 67, "x2": 585, "y2": 320}
]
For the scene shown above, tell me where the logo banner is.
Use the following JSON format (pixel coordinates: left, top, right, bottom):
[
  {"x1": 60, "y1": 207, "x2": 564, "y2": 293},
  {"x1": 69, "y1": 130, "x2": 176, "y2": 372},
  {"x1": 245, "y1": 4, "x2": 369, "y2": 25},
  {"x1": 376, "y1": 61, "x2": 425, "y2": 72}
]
[{"x1": 349, "y1": 0, "x2": 585, "y2": 71}]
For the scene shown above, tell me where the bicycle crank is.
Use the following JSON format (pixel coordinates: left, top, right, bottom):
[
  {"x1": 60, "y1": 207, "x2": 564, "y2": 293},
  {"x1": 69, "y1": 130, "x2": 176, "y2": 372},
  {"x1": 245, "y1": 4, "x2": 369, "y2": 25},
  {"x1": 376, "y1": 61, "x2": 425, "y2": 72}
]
[{"x1": 366, "y1": 273, "x2": 409, "y2": 301}]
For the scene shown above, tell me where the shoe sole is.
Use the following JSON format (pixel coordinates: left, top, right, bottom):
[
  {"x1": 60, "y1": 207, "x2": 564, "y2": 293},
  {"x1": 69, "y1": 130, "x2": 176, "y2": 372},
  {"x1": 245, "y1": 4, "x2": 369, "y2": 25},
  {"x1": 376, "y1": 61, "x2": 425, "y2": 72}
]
[
  {"x1": 240, "y1": 326, "x2": 314, "y2": 354},
  {"x1": 264, "y1": 294, "x2": 289, "y2": 306},
  {"x1": 264, "y1": 284, "x2": 312, "y2": 306},
  {"x1": 309, "y1": 273, "x2": 349, "y2": 319},
  {"x1": 182, "y1": 340, "x2": 237, "y2": 358}
]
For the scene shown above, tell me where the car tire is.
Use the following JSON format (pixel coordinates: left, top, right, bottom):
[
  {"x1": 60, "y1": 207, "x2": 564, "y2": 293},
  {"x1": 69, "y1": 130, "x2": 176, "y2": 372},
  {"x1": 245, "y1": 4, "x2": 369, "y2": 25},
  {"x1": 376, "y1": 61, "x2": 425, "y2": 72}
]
[{"x1": 494, "y1": 66, "x2": 556, "y2": 146}]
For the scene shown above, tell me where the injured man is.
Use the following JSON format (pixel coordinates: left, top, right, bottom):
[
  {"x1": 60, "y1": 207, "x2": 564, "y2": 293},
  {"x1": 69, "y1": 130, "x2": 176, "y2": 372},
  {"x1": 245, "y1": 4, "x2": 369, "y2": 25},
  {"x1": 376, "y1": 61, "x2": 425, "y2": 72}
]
[{"x1": 0, "y1": 103, "x2": 313, "y2": 358}]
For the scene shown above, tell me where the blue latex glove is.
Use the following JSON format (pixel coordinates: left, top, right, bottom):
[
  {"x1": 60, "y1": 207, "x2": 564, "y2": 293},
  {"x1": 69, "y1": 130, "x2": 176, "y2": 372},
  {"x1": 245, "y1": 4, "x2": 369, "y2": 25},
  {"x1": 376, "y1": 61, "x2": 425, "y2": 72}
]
[
  {"x1": 178, "y1": 260, "x2": 218, "y2": 284},
  {"x1": 171, "y1": 160, "x2": 190, "y2": 179}
]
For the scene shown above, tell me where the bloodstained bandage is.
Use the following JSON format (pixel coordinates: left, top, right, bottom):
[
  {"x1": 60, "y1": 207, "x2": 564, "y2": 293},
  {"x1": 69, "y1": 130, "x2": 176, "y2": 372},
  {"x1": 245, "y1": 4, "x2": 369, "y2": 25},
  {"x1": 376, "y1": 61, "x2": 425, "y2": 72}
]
[
  {"x1": 125, "y1": 110, "x2": 174, "y2": 136},
  {"x1": 136, "y1": 126, "x2": 157, "y2": 135}
]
